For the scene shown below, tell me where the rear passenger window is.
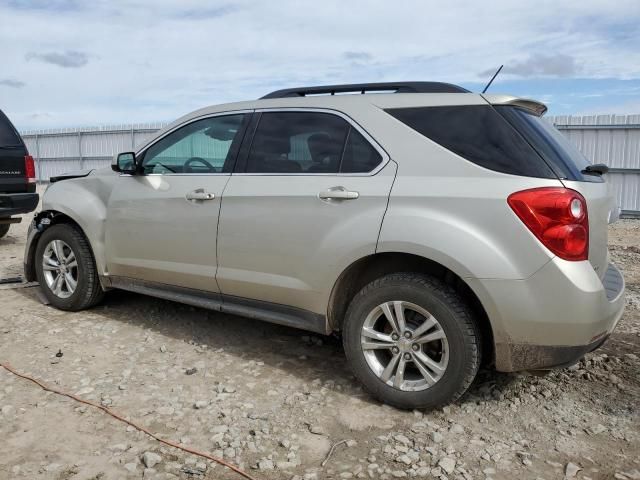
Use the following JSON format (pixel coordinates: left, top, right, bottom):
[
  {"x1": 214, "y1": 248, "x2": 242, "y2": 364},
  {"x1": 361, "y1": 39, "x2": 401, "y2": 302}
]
[
  {"x1": 341, "y1": 129, "x2": 383, "y2": 173},
  {"x1": 246, "y1": 112, "x2": 348, "y2": 173},
  {"x1": 386, "y1": 106, "x2": 556, "y2": 178}
]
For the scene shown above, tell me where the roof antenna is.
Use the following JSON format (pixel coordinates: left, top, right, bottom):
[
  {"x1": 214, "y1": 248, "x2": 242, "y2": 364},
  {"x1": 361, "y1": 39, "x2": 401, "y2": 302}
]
[{"x1": 482, "y1": 65, "x2": 503, "y2": 94}]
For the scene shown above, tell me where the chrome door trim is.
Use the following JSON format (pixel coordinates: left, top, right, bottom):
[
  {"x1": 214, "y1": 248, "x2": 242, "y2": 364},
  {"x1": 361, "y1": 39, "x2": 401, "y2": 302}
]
[{"x1": 234, "y1": 107, "x2": 391, "y2": 177}]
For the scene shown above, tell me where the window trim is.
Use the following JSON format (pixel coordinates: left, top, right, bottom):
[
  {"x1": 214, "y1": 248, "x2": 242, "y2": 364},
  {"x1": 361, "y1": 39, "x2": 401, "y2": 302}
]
[
  {"x1": 233, "y1": 108, "x2": 390, "y2": 176},
  {"x1": 132, "y1": 110, "x2": 253, "y2": 177}
]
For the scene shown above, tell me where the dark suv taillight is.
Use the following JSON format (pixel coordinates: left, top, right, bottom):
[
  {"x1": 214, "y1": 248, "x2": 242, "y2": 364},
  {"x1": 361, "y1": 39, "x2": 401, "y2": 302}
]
[
  {"x1": 25, "y1": 155, "x2": 36, "y2": 184},
  {"x1": 508, "y1": 187, "x2": 588, "y2": 261}
]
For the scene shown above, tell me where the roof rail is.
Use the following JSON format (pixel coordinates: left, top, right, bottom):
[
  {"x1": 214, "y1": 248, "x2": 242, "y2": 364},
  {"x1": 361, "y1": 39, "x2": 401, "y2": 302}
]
[{"x1": 261, "y1": 82, "x2": 469, "y2": 99}]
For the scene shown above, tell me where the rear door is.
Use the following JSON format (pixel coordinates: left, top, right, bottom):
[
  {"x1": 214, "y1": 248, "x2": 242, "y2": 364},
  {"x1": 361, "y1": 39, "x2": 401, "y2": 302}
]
[
  {"x1": 216, "y1": 109, "x2": 396, "y2": 315},
  {"x1": 0, "y1": 109, "x2": 29, "y2": 193},
  {"x1": 105, "y1": 113, "x2": 249, "y2": 292}
]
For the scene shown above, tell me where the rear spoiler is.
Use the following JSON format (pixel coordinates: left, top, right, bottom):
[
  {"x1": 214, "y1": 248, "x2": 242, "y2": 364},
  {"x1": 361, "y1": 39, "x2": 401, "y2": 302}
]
[{"x1": 481, "y1": 95, "x2": 548, "y2": 116}]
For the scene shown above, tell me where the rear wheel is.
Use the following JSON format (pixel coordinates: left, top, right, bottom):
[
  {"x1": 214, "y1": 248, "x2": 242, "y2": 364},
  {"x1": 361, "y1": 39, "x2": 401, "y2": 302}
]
[
  {"x1": 35, "y1": 224, "x2": 104, "y2": 310},
  {"x1": 343, "y1": 273, "x2": 480, "y2": 409},
  {"x1": 0, "y1": 223, "x2": 10, "y2": 238}
]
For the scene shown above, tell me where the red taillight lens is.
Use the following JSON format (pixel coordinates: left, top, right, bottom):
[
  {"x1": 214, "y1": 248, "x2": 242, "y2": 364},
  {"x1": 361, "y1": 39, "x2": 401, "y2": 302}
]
[
  {"x1": 508, "y1": 187, "x2": 588, "y2": 261},
  {"x1": 25, "y1": 155, "x2": 36, "y2": 183}
]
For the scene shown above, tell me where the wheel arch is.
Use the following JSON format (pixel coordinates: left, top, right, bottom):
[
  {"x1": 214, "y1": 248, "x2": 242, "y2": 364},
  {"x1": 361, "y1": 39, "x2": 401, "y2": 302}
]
[
  {"x1": 327, "y1": 251, "x2": 495, "y2": 365},
  {"x1": 25, "y1": 210, "x2": 104, "y2": 288}
]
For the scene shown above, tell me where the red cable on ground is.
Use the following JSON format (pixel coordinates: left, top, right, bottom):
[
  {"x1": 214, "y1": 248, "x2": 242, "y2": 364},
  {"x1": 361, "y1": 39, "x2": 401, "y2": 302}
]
[{"x1": 0, "y1": 362, "x2": 259, "y2": 480}]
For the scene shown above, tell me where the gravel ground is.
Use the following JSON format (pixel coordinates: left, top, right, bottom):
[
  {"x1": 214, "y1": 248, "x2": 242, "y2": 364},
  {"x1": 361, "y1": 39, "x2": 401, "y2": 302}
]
[{"x1": 0, "y1": 205, "x2": 638, "y2": 480}]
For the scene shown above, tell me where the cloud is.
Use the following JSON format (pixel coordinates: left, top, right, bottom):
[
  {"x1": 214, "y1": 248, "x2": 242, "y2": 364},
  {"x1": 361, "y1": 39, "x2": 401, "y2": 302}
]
[
  {"x1": 0, "y1": 79, "x2": 25, "y2": 88},
  {"x1": 343, "y1": 51, "x2": 372, "y2": 62},
  {"x1": 25, "y1": 50, "x2": 89, "y2": 68},
  {"x1": 480, "y1": 54, "x2": 582, "y2": 78},
  {"x1": 6, "y1": 0, "x2": 81, "y2": 12},
  {"x1": 174, "y1": 4, "x2": 238, "y2": 19}
]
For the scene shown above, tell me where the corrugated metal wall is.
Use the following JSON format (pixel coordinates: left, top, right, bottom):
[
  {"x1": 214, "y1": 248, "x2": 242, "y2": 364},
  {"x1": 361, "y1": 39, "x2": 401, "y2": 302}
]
[
  {"x1": 550, "y1": 115, "x2": 640, "y2": 216},
  {"x1": 20, "y1": 115, "x2": 640, "y2": 216}
]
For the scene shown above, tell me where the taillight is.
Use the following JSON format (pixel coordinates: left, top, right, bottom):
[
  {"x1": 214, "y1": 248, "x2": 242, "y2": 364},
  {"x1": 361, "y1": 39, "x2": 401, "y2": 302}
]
[
  {"x1": 508, "y1": 187, "x2": 588, "y2": 261},
  {"x1": 24, "y1": 155, "x2": 36, "y2": 183}
]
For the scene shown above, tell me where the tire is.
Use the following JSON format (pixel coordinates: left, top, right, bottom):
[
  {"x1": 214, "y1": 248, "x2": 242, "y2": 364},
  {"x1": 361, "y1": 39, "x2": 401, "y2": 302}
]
[
  {"x1": 0, "y1": 223, "x2": 9, "y2": 238},
  {"x1": 342, "y1": 273, "x2": 481, "y2": 410},
  {"x1": 35, "y1": 224, "x2": 104, "y2": 310}
]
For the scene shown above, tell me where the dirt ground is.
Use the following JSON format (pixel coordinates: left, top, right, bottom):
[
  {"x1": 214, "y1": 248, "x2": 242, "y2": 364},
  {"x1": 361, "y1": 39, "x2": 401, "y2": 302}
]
[{"x1": 0, "y1": 205, "x2": 638, "y2": 480}]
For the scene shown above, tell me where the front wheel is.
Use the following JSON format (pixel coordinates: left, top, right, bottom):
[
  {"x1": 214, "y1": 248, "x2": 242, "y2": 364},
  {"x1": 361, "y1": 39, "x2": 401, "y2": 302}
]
[
  {"x1": 35, "y1": 224, "x2": 104, "y2": 310},
  {"x1": 342, "y1": 273, "x2": 481, "y2": 410}
]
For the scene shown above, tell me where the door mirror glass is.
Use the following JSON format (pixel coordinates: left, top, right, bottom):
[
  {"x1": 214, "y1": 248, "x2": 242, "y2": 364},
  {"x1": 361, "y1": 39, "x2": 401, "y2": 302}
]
[{"x1": 113, "y1": 152, "x2": 136, "y2": 173}]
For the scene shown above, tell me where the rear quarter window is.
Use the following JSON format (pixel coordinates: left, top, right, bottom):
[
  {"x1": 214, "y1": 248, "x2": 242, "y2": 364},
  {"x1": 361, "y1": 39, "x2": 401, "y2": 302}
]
[
  {"x1": 386, "y1": 105, "x2": 557, "y2": 178},
  {"x1": 0, "y1": 110, "x2": 22, "y2": 147}
]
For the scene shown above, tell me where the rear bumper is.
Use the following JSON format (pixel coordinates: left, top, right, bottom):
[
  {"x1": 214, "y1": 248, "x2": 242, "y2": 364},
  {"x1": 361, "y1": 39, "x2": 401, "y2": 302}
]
[
  {"x1": 0, "y1": 192, "x2": 39, "y2": 218},
  {"x1": 469, "y1": 259, "x2": 625, "y2": 372}
]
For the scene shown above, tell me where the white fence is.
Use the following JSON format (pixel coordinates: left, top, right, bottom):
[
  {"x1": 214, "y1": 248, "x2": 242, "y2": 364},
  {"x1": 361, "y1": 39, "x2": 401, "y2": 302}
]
[{"x1": 20, "y1": 115, "x2": 640, "y2": 217}]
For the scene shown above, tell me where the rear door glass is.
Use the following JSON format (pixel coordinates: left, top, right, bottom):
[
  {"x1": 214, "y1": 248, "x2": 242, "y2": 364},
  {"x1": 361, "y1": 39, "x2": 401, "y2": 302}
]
[
  {"x1": 340, "y1": 128, "x2": 383, "y2": 173},
  {"x1": 246, "y1": 112, "x2": 349, "y2": 173},
  {"x1": 386, "y1": 105, "x2": 556, "y2": 178}
]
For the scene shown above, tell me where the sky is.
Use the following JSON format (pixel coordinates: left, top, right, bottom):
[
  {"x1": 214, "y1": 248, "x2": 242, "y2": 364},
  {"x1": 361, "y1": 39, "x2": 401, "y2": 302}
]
[{"x1": 1, "y1": 0, "x2": 639, "y2": 130}]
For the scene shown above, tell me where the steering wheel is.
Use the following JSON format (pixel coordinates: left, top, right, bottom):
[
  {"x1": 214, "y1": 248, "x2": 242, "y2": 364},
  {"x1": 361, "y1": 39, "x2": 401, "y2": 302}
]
[{"x1": 184, "y1": 157, "x2": 216, "y2": 173}]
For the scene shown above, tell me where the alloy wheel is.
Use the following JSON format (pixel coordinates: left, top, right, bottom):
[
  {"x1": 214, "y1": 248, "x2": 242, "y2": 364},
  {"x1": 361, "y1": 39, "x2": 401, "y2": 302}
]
[
  {"x1": 360, "y1": 301, "x2": 449, "y2": 391},
  {"x1": 42, "y1": 240, "x2": 78, "y2": 299}
]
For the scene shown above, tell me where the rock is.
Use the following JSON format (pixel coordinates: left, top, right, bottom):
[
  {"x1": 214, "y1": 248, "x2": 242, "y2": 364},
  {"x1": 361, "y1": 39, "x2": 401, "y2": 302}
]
[
  {"x1": 185, "y1": 367, "x2": 198, "y2": 375},
  {"x1": 395, "y1": 434, "x2": 411, "y2": 445},
  {"x1": 211, "y1": 425, "x2": 228, "y2": 434},
  {"x1": 1, "y1": 405, "x2": 14, "y2": 415},
  {"x1": 396, "y1": 454, "x2": 413, "y2": 465},
  {"x1": 585, "y1": 424, "x2": 607, "y2": 435},
  {"x1": 159, "y1": 345, "x2": 167, "y2": 353},
  {"x1": 223, "y1": 386, "x2": 236, "y2": 393},
  {"x1": 431, "y1": 432, "x2": 444, "y2": 443},
  {"x1": 143, "y1": 468, "x2": 156, "y2": 478},
  {"x1": 258, "y1": 459, "x2": 274, "y2": 470},
  {"x1": 565, "y1": 462, "x2": 581, "y2": 478},
  {"x1": 391, "y1": 471, "x2": 407, "y2": 478},
  {"x1": 194, "y1": 400, "x2": 208, "y2": 409},
  {"x1": 142, "y1": 451, "x2": 162, "y2": 469},
  {"x1": 124, "y1": 462, "x2": 137, "y2": 473},
  {"x1": 438, "y1": 457, "x2": 456, "y2": 474},
  {"x1": 309, "y1": 425, "x2": 326, "y2": 435},
  {"x1": 346, "y1": 439, "x2": 357, "y2": 448},
  {"x1": 449, "y1": 424, "x2": 464, "y2": 434}
]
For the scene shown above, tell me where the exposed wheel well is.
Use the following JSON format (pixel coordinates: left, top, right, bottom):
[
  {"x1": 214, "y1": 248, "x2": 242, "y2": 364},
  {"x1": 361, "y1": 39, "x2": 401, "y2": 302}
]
[
  {"x1": 328, "y1": 252, "x2": 494, "y2": 364},
  {"x1": 25, "y1": 211, "x2": 89, "y2": 282}
]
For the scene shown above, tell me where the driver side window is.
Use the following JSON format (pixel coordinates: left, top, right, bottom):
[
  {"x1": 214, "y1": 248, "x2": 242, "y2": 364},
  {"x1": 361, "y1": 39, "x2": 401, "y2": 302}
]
[{"x1": 141, "y1": 114, "x2": 245, "y2": 174}]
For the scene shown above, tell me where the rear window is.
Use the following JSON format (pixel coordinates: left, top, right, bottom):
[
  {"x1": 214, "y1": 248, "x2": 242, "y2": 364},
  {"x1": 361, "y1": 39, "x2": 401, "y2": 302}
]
[
  {"x1": 496, "y1": 106, "x2": 597, "y2": 182},
  {"x1": 0, "y1": 110, "x2": 22, "y2": 147},
  {"x1": 386, "y1": 105, "x2": 556, "y2": 178}
]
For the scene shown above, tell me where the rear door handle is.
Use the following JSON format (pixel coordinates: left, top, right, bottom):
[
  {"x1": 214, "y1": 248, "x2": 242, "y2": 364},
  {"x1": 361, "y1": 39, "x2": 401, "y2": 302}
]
[
  {"x1": 319, "y1": 187, "x2": 359, "y2": 200},
  {"x1": 186, "y1": 190, "x2": 215, "y2": 201}
]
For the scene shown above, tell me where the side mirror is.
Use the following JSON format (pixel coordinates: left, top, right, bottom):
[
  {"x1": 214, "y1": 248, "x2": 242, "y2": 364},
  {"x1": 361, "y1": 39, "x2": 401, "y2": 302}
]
[{"x1": 112, "y1": 152, "x2": 137, "y2": 174}]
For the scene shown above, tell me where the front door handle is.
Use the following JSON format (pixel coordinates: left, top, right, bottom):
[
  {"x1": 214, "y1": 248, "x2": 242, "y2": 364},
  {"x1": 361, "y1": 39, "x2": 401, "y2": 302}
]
[
  {"x1": 319, "y1": 186, "x2": 359, "y2": 201},
  {"x1": 186, "y1": 190, "x2": 215, "y2": 201}
]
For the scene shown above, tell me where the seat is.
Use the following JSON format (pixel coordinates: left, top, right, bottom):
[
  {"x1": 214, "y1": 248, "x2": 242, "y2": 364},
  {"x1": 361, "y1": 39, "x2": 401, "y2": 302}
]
[{"x1": 307, "y1": 133, "x2": 341, "y2": 173}]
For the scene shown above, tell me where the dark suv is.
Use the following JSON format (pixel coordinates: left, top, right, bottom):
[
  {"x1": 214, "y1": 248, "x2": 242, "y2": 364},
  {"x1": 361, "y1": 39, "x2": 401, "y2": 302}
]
[{"x1": 0, "y1": 109, "x2": 39, "y2": 238}]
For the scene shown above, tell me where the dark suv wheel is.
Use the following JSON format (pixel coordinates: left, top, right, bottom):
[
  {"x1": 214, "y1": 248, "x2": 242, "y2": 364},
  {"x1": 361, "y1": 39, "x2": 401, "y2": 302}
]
[
  {"x1": 35, "y1": 224, "x2": 104, "y2": 310},
  {"x1": 342, "y1": 273, "x2": 480, "y2": 410},
  {"x1": 0, "y1": 223, "x2": 9, "y2": 238}
]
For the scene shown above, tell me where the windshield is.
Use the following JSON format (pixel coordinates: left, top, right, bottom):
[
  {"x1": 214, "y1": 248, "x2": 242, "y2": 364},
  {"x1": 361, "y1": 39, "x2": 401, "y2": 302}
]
[{"x1": 497, "y1": 106, "x2": 598, "y2": 182}]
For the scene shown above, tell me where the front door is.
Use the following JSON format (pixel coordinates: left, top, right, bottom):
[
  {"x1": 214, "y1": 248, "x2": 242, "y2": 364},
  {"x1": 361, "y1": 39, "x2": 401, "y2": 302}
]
[
  {"x1": 216, "y1": 110, "x2": 396, "y2": 314},
  {"x1": 105, "y1": 113, "x2": 248, "y2": 292}
]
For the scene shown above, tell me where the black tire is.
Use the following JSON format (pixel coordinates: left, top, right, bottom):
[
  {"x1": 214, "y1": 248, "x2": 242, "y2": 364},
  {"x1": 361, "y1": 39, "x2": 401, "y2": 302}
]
[
  {"x1": 35, "y1": 224, "x2": 104, "y2": 310},
  {"x1": 0, "y1": 223, "x2": 10, "y2": 238},
  {"x1": 343, "y1": 273, "x2": 481, "y2": 410}
]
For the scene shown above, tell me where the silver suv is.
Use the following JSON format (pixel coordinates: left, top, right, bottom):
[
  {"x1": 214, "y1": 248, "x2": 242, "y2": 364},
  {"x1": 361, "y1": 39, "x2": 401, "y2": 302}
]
[{"x1": 24, "y1": 82, "x2": 625, "y2": 409}]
